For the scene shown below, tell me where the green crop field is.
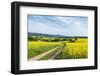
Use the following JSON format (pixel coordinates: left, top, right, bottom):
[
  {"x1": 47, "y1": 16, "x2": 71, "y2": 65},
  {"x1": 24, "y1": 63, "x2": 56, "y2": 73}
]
[{"x1": 28, "y1": 38, "x2": 88, "y2": 60}]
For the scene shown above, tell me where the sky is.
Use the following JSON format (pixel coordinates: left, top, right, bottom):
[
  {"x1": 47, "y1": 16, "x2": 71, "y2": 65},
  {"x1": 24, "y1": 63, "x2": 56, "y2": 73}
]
[{"x1": 28, "y1": 15, "x2": 88, "y2": 36}]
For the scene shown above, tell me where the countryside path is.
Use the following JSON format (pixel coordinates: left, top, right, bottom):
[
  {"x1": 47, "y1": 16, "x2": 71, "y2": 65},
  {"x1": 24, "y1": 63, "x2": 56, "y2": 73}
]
[
  {"x1": 29, "y1": 46, "x2": 62, "y2": 61},
  {"x1": 49, "y1": 46, "x2": 63, "y2": 60}
]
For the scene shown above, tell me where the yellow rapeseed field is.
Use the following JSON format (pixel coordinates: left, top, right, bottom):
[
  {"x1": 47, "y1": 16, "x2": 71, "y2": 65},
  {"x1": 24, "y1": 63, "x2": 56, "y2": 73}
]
[
  {"x1": 28, "y1": 41, "x2": 63, "y2": 59},
  {"x1": 28, "y1": 38, "x2": 88, "y2": 60},
  {"x1": 59, "y1": 38, "x2": 88, "y2": 59}
]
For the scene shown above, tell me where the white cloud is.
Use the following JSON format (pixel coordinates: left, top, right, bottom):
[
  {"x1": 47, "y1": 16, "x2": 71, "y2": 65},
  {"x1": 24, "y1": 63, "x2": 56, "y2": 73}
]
[{"x1": 28, "y1": 16, "x2": 88, "y2": 36}]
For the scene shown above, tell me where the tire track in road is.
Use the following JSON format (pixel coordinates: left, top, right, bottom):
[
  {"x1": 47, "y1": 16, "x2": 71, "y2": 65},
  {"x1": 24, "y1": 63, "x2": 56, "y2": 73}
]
[
  {"x1": 29, "y1": 46, "x2": 61, "y2": 61},
  {"x1": 49, "y1": 46, "x2": 64, "y2": 60}
]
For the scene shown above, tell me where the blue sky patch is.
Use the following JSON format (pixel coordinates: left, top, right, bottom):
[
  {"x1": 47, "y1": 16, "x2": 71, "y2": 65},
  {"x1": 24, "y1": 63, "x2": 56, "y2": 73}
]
[{"x1": 28, "y1": 15, "x2": 88, "y2": 36}]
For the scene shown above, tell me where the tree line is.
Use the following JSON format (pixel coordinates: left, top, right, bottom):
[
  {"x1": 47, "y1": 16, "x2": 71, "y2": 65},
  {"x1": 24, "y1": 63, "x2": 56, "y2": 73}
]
[{"x1": 28, "y1": 36, "x2": 78, "y2": 42}]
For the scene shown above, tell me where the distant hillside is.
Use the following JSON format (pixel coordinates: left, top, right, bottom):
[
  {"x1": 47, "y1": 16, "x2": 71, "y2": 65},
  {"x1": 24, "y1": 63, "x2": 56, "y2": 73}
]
[
  {"x1": 28, "y1": 32, "x2": 88, "y2": 38},
  {"x1": 28, "y1": 32, "x2": 67, "y2": 38}
]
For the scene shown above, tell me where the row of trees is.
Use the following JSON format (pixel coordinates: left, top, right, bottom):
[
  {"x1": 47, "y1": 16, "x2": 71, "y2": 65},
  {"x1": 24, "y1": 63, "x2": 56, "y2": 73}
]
[{"x1": 28, "y1": 36, "x2": 78, "y2": 42}]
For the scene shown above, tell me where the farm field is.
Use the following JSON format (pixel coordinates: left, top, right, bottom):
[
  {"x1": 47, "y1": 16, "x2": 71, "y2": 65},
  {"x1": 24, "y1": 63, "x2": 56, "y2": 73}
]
[
  {"x1": 28, "y1": 41, "x2": 63, "y2": 59},
  {"x1": 28, "y1": 38, "x2": 88, "y2": 60},
  {"x1": 27, "y1": 15, "x2": 88, "y2": 61},
  {"x1": 58, "y1": 38, "x2": 88, "y2": 59}
]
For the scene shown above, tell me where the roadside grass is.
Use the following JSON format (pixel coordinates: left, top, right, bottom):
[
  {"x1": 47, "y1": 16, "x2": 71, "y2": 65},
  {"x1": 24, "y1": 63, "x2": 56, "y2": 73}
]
[{"x1": 28, "y1": 41, "x2": 63, "y2": 59}]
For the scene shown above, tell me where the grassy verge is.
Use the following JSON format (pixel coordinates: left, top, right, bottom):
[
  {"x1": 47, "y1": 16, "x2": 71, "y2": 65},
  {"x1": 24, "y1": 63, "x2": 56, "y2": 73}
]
[
  {"x1": 40, "y1": 46, "x2": 62, "y2": 60},
  {"x1": 28, "y1": 41, "x2": 63, "y2": 59}
]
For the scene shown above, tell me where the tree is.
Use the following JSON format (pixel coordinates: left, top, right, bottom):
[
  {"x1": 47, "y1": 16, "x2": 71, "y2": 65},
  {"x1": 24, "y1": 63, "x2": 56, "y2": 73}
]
[
  {"x1": 75, "y1": 38, "x2": 78, "y2": 41},
  {"x1": 68, "y1": 38, "x2": 75, "y2": 42}
]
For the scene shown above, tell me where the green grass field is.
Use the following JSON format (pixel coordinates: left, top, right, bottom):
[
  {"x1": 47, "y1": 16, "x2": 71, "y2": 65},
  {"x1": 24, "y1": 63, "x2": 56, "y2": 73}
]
[{"x1": 28, "y1": 38, "x2": 88, "y2": 60}]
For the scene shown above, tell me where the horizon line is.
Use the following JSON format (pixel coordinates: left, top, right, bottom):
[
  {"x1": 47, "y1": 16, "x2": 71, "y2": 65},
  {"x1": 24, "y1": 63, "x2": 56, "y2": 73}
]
[{"x1": 28, "y1": 32, "x2": 88, "y2": 37}]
